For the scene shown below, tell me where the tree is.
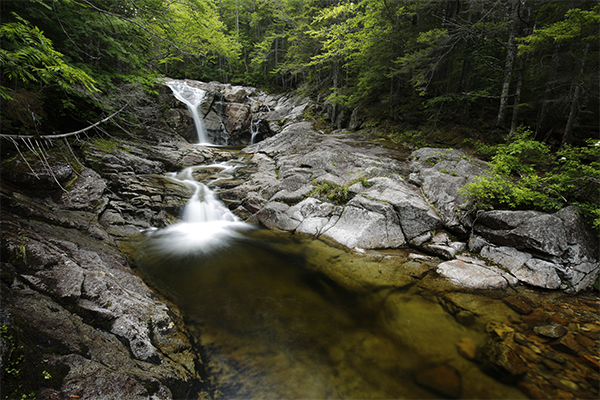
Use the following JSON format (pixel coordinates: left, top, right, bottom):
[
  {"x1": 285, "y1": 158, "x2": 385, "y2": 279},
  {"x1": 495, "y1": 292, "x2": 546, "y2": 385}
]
[{"x1": 518, "y1": 5, "x2": 599, "y2": 146}]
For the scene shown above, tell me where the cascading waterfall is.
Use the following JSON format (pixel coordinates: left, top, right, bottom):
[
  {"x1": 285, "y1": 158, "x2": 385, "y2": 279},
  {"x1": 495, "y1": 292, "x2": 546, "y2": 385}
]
[
  {"x1": 143, "y1": 163, "x2": 253, "y2": 258},
  {"x1": 250, "y1": 118, "x2": 260, "y2": 145},
  {"x1": 133, "y1": 157, "x2": 525, "y2": 400},
  {"x1": 166, "y1": 80, "x2": 210, "y2": 144}
]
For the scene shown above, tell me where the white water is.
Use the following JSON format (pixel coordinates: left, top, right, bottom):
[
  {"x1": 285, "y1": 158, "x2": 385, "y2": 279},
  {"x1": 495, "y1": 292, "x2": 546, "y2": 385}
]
[
  {"x1": 250, "y1": 118, "x2": 260, "y2": 145},
  {"x1": 166, "y1": 80, "x2": 210, "y2": 144},
  {"x1": 145, "y1": 163, "x2": 253, "y2": 257}
]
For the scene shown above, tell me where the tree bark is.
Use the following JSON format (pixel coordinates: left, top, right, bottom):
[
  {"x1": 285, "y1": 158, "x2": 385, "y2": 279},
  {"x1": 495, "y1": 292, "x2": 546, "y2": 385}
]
[
  {"x1": 496, "y1": 0, "x2": 520, "y2": 129},
  {"x1": 509, "y1": 55, "x2": 526, "y2": 135},
  {"x1": 561, "y1": 43, "x2": 590, "y2": 147}
]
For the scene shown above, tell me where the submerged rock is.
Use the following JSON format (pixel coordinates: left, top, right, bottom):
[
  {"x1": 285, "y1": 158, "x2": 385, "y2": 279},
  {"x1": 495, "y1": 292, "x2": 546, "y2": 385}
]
[{"x1": 416, "y1": 364, "x2": 462, "y2": 399}]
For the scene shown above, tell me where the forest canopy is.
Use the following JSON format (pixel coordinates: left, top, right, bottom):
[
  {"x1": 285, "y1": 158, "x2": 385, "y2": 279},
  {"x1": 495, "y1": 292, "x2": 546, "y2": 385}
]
[
  {"x1": 2, "y1": 0, "x2": 598, "y2": 144},
  {"x1": 1, "y1": 0, "x2": 598, "y2": 224}
]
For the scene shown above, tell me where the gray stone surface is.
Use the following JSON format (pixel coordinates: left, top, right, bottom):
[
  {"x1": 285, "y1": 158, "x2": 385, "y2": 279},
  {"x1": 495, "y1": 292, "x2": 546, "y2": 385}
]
[
  {"x1": 0, "y1": 136, "x2": 232, "y2": 398},
  {"x1": 227, "y1": 122, "x2": 441, "y2": 251},
  {"x1": 436, "y1": 259, "x2": 517, "y2": 289},
  {"x1": 475, "y1": 207, "x2": 599, "y2": 293},
  {"x1": 409, "y1": 148, "x2": 490, "y2": 234}
]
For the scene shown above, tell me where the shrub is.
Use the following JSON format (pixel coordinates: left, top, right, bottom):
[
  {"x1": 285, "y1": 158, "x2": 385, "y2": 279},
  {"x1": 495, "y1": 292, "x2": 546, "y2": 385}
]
[{"x1": 462, "y1": 127, "x2": 600, "y2": 228}]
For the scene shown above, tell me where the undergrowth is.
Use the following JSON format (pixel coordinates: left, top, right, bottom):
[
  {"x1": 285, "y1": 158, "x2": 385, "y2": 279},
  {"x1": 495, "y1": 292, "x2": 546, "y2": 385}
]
[
  {"x1": 309, "y1": 177, "x2": 371, "y2": 205},
  {"x1": 461, "y1": 127, "x2": 600, "y2": 228}
]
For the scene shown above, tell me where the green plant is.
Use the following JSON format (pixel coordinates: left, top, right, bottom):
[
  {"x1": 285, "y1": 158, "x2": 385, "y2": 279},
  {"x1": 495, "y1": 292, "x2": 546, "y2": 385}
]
[
  {"x1": 309, "y1": 177, "x2": 372, "y2": 205},
  {"x1": 310, "y1": 180, "x2": 351, "y2": 205},
  {"x1": 0, "y1": 325, "x2": 35, "y2": 399},
  {"x1": 462, "y1": 128, "x2": 600, "y2": 228}
]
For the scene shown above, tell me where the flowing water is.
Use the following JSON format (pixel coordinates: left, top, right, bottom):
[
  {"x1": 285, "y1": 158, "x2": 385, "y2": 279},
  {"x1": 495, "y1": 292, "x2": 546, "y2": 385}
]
[
  {"x1": 166, "y1": 80, "x2": 210, "y2": 144},
  {"x1": 132, "y1": 158, "x2": 527, "y2": 399}
]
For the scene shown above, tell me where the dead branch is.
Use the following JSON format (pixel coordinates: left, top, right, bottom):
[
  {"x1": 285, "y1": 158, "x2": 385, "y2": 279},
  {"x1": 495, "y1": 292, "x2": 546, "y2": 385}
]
[{"x1": 0, "y1": 103, "x2": 128, "y2": 141}]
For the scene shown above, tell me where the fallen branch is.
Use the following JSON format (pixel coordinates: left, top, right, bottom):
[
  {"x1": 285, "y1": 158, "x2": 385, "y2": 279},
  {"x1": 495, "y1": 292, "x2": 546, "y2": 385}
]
[{"x1": 0, "y1": 103, "x2": 128, "y2": 140}]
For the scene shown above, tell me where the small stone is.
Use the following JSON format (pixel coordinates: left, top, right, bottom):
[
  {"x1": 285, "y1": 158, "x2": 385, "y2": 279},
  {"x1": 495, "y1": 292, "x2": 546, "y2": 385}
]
[
  {"x1": 486, "y1": 321, "x2": 515, "y2": 342},
  {"x1": 574, "y1": 333, "x2": 596, "y2": 349},
  {"x1": 455, "y1": 310, "x2": 475, "y2": 326},
  {"x1": 580, "y1": 354, "x2": 600, "y2": 370},
  {"x1": 456, "y1": 338, "x2": 478, "y2": 360},
  {"x1": 580, "y1": 323, "x2": 600, "y2": 340},
  {"x1": 543, "y1": 351, "x2": 566, "y2": 364},
  {"x1": 521, "y1": 308, "x2": 548, "y2": 327},
  {"x1": 415, "y1": 364, "x2": 461, "y2": 399},
  {"x1": 503, "y1": 296, "x2": 533, "y2": 315},
  {"x1": 480, "y1": 340, "x2": 528, "y2": 382},
  {"x1": 583, "y1": 370, "x2": 600, "y2": 387},
  {"x1": 580, "y1": 323, "x2": 600, "y2": 334},
  {"x1": 552, "y1": 389, "x2": 576, "y2": 399},
  {"x1": 514, "y1": 332, "x2": 529, "y2": 345},
  {"x1": 554, "y1": 379, "x2": 578, "y2": 392},
  {"x1": 518, "y1": 382, "x2": 550, "y2": 399},
  {"x1": 534, "y1": 324, "x2": 567, "y2": 339},
  {"x1": 551, "y1": 333, "x2": 583, "y2": 355},
  {"x1": 542, "y1": 357, "x2": 562, "y2": 370},
  {"x1": 513, "y1": 343, "x2": 540, "y2": 363}
]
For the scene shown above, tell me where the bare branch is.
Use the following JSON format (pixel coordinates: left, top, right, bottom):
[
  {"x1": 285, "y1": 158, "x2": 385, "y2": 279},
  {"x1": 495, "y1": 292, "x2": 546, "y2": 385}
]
[{"x1": 0, "y1": 103, "x2": 128, "y2": 140}]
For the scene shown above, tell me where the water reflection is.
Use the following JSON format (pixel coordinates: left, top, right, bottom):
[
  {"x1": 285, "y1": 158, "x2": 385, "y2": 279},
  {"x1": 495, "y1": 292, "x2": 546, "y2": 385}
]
[
  {"x1": 134, "y1": 228, "x2": 525, "y2": 399},
  {"x1": 131, "y1": 161, "x2": 526, "y2": 399}
]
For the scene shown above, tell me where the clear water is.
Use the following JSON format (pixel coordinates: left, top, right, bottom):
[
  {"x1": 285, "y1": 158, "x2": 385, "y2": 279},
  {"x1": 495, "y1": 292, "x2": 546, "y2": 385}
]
[{"x1": 133, "y1": 161, "x2": 527, "y2": 399}]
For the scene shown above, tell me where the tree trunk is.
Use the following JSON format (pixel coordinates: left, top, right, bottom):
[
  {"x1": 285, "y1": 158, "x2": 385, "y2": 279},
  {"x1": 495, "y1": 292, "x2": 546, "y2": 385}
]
[
  {"x1": 509, "y1": 55, "x2": 526, "y2": 135},
  {"x1": 561, "y1": 43, "x2": 590, "y2": 147},
  {"x1": 496, "y1": 0, "x2": 520, "y2": 129}
]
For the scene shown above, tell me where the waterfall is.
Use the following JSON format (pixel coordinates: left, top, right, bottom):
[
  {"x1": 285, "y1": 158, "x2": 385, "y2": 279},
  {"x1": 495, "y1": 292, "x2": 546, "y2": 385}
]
[
  {"x1": 144, "y1": 163, "x2": 253, "y2": 257},
  {"x1": 250, "y1": 118, "x2": 260, "y2": 145},
  {"x1": 168, "y1": 166, "x2": 237, "y2": 223},
  {"x1": 166, "y1": 80, "x2": 210, "y2": 144}
]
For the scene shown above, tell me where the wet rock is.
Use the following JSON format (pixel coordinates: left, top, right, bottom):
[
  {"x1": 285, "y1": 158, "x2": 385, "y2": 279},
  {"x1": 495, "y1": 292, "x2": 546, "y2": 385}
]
[
  {"x1": 475, "y1": 207, "x2": 599, "y2": 293},
  {"x1": 551, "y1": 333, "x2": 584, "y2": 354},
  {"x1": 163, "y1": 78, "x2": 311, "y2": 145},
  {"x1": 409, "y1": 148, "x2": 489, "y2": 234},
  {"x1": 533, "y1": 324, "x2": 567, "y2": 339},
  {"x1": 236, "y1": 122, "x2": 441, "y2": 251},
  {"x1": 456, "y1": 338, "x2": 478, "y2": 360},
  {"x1": 1, "y1": 153, "x2": 75, "y2": 189},
  {"x1": 416, "y1": 364, "x2": 461, "y2": 399},
  {"x1": 0, "y1": 134, "x2": 220, "y2": 398},
  {"x1": 320, "y1": 196, "x2": 406, "y2": 249},
  {"x1": 436, "y1": 259, "x2": 516, "y2": 289},
  {"x1": 479, "y1": 341, "x2": 528, "y2": 382},
  {"x1": 503, "y1": 296, "x2": 534, "y2": 315},
  {"x1": 60, "y1": 168, "x2": 107, "y2": 210},
  {"x1": 224, "y1": 103, "x2": 251, "y2": 137}
]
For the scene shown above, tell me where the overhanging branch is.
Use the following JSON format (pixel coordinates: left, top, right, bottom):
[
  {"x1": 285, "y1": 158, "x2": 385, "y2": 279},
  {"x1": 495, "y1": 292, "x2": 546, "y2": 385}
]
[{"x1": 0, "y1": 103, "x2": 128, "y2": 140}]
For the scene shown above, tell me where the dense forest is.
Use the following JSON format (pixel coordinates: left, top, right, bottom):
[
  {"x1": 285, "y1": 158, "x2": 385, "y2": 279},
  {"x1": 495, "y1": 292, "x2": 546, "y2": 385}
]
[{"x1": 1, "y1": 0, "x2": 599, "y2": 223}]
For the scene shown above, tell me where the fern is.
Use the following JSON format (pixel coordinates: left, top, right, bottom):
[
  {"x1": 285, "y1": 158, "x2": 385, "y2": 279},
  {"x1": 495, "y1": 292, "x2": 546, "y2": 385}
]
[{"x1": 0, "y1": 13, "x2": 98, "y2": 100}]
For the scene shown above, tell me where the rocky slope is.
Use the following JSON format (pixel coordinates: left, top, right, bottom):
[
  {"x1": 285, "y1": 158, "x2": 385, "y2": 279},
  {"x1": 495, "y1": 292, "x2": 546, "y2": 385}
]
[
  {"x1": 218, "y1": 122, "x2": 599, "y2": 294},
  {"x1": 0, "y1": 126, "x2": 235, "y2": 398},
  {"x1": 1, "y1": 78, "x2": 598, "y2": 399}
]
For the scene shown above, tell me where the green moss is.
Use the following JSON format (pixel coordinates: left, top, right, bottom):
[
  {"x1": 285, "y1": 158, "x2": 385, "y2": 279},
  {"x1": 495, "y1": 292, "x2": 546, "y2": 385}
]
[{"x1": 308, "y1": 177, "x2": 371, "y2": 206}]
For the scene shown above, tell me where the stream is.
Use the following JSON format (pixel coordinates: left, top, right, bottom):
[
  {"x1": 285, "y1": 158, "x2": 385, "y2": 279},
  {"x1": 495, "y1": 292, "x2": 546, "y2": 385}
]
[{"x1": 131, "y1": 156, "x2": 528, "y2": 399}]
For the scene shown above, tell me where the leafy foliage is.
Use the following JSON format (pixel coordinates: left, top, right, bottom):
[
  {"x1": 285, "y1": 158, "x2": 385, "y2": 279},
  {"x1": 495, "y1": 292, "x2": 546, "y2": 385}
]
[
  {"x1": 309, "y1": 177, "x2": 371, "y2": 205},
  {"x1": 0, "y1": 14, "x2": 97, "y2": 100},
  {"x1": 463, "y1": 128, "x2": 600, "y2": 227}
]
